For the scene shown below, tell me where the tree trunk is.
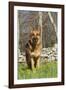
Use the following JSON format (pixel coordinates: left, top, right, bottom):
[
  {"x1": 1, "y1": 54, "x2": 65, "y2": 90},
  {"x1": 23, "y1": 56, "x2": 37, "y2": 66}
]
[
  {"x1": 48, "y1": 12, "x2": 57, "y2": 33},
  {"x1": 39, "y1": 12, "x2": 43, "y2": 48}
]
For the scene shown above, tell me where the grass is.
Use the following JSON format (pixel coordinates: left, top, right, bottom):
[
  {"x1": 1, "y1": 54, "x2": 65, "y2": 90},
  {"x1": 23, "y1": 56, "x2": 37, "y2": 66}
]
[{"x1": 18, "y1": 60, "x2": 57, "y2": 79}]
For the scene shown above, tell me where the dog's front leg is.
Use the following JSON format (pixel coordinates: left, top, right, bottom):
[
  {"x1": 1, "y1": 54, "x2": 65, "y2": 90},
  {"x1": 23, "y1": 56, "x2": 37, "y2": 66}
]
[
  {"x1": 36, "y1": 58, "x2": 40, "y2": 68},
  {"x1": 31, "y1": 57, "x2": 34, "y2": 70}
]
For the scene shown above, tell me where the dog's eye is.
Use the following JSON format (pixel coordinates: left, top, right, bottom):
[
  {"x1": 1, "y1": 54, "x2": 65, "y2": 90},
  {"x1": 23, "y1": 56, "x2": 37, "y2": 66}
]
[
  {"x1": 32, "y1": 33, "x2": 34, "y2": 36},
  {"x1": 36, "y1": 33, "x2": 40, "y2": 36}
]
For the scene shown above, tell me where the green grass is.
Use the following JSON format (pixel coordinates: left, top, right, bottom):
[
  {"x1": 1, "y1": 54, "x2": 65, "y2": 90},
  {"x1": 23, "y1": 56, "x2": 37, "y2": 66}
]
[{"x1": 18, "y1": 60, "x2": 57, "y2": 79}]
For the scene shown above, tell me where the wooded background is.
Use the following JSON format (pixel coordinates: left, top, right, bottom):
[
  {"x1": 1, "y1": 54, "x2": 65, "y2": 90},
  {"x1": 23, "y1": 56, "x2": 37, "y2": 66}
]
[{"x1": 18, "y1": 10, "x2": 57, "y2": 53}]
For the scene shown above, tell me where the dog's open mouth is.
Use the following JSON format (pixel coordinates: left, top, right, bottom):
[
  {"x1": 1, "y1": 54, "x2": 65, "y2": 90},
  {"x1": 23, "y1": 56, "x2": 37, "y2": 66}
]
[
  {"x1": 32, "y1": 38, "x2": 38, "y2": 50},
  {"x1": 32, "y1": 37, "x2": 38, "y2": 44}
]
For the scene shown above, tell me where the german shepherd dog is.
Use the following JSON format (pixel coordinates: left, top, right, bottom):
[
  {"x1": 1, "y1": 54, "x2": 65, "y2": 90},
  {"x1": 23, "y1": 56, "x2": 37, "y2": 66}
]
[{"x1": 25, "y1": 28, "x2": 42, "y2": 70}]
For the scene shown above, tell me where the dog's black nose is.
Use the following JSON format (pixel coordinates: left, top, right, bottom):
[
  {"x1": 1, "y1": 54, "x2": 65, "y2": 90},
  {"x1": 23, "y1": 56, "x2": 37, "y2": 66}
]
[{"x1": 33, "y1": 37, "x2": 38, "y2": 42}]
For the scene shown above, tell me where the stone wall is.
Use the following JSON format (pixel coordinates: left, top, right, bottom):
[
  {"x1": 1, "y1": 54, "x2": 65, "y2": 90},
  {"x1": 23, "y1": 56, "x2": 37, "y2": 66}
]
[
  {"x1": 18, "y1": 44, "x2": 58, "y2": 63},
  {"x1": 40, "y1": 44, "x2": 58, "y2": 62}
]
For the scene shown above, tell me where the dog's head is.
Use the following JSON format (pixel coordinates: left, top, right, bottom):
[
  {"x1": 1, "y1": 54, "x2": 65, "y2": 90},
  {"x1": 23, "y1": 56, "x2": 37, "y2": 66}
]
[{"x1": 30, "y1": 29, "x2": 41, "y2": 46}]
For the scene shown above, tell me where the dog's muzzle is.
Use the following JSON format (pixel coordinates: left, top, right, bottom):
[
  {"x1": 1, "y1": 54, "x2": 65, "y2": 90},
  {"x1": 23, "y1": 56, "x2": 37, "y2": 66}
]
[{"x1": 32, "y1": 37, "x2": 38, "y2": 43}]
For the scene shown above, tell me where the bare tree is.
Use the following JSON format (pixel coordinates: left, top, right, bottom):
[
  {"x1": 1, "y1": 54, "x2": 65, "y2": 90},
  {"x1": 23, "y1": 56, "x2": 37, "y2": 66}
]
[
  {"x1": 48, "y1": 12, "x2": 57, "y2": 34},
  {"x1": 39, "y1": 11, "x2": 42, "y2": 48}
]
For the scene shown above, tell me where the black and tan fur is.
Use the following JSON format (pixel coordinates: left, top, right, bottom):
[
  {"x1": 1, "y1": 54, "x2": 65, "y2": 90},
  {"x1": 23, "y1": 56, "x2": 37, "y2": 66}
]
[{"x1": 25, "y1": 29, "x2": 42, "y2": 70}]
